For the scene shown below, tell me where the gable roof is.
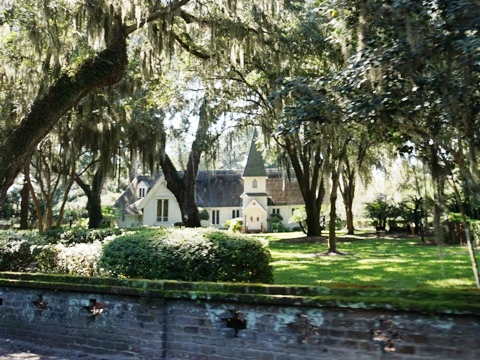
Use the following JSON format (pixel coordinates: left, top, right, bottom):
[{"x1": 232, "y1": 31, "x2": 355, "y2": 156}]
[
  {"x1": 242, "y1": 135, "x2": 267, "y2": 177},
  {"x1": 266, "y1": 170, "x2": 304, "y2": 206},
  {"x1": 113, "y1": 175, "x2": 157, "y2": 211},
  {"x1": 114, "y1": 169, "x2": 304, "y2": 212}
]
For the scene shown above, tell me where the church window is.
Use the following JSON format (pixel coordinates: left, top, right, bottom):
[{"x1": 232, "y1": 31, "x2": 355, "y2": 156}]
[
  {"x1": 156, "y1": 199, "x2": 169, "y2": 222},
  {"x1": 212, "y1": 210, "x2": 220, "y2": 225},
  {"x1": 139, "y1": 188, "x2": 146, "y2": 198},
  {"x1": 232, "y1": 209, "x2": 240, "y2": 218},
  {"x1": 252, "y1": 179, "x2": 258, "y2": 188}
]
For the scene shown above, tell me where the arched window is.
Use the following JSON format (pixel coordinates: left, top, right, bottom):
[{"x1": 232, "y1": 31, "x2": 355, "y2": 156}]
[
  {"x1": 156, "y1": 199, "x2": 169, "y2": 222},
  {"x1": 252, "y1": 179, "x2": 258, "y2": 188}
]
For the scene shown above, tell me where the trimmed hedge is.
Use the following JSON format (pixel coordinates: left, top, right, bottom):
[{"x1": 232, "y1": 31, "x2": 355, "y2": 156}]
[
  {"x1": 0, "y1": 227, "x2": 273, "y2": 284},
  {"x1": 41, "y1": 228, "x2": 124, "y2": 245},
  {"x1": 99, "y1": 227, "x2": 274, "y2": 283},
  {"x1": 0, "y1": 230, "x2": 41, "y2": 271}
]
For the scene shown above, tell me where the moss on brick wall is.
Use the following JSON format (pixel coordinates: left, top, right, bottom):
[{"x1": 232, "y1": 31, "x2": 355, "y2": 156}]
[{"x1": 0, "y1": 272, "x2": 479, "y2": 315}]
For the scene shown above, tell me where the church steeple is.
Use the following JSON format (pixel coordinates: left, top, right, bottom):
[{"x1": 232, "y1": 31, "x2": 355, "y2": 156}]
[
  {"x1": 242, "y1": 131, "x2": 267, "y2": 177},
  {"x1": 241, "y1": 130, "x2": 268, "y2": 233}
]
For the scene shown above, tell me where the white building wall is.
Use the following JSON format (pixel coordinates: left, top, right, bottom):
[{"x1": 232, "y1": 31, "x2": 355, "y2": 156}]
[
  {"x1": 244, "y1": 197, "x2": 268, "y2": 210},
  {"x1": 267, "y1": 205, "x2": 302, "y2": 230},
  {"x1": 116, "y1": 214, "x2": 142, "y2": 228},
  {"x1": 142, "y1": 188, "x2": 182, "y2": 226},
  {"x1": 203, "y1": 207, "x2": 243, "y2": 228},
  {"x1": 243, "y1": 177, "x2": 267, "y2": 193}
]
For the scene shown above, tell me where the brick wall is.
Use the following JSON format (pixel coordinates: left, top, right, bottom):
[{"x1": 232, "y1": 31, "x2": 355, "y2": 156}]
[{"x1": 0, "y1": 273, "x2": 479, "y2": 359}]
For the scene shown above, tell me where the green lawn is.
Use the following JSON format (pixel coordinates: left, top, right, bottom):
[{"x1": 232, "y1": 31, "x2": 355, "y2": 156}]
[{"x1": 260, "y1": 231, "x2": 477, "y2": 289}]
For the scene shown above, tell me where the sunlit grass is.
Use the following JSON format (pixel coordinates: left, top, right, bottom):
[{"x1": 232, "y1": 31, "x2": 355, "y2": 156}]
[{"x1": 260, "y1": 231, "x2": 477, "y2": 290}]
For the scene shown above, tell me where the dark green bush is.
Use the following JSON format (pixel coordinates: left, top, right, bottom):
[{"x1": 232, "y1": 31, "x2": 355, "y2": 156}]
[
  {"x1": 41, "y1": 228, "x2": 124, "y2": 245},
  {"x1": 446, "y1": 213, "x2": 480, "y2": 245},
  {"x1": 97, "y1": 227, "x2": 166, "y2": 279},
  {"x1": 0, "y1": 230, "x2": 43, "y2": 271},
  {"x1": 204, "y1": 230, "x2": 273, "y2": 283},
  {"x1": 99, "y1": 227, "x2": 273, "y2": 283}
]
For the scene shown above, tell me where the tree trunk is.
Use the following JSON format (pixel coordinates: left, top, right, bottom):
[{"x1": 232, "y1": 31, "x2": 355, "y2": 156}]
[
  {"x1": 430, "y1": 145, "x2": 447, "y2": 245},
  {"x1": 24, "y1": 161, "x2": 44, "y2": 232},
  {"x1": 304, "y1": 196, "x2": 323, "y2": 237},
  {"x1": 55, "y1": 173, "x2": 77, "y2": 229},
  {"x1": 0, "y1": 18, "x2": 128, "y2": 204},
  {"x1": 159, "y1": 99, "x2": 213, "y2": 228},
  {"x1": 283, "y1": 135, "x2": 326, "y2": 237},
  {"x1": 328, "y1": 167, "x2": 340, "y2": 253},
  {"x1": 19, "y1": 180, "x2": 30, "y2": 230},
  {"x1": 451, "y1": 179, "x2": 480, "y2": 287},
  {"x1": 182, "y1": 140, "x2": 201, "y2": 227},
  {"x1": 76, "y1": 170, "x2": 105, "y2": 229},
  {"x1": 341, "y1": 173, "x2": 356, "y2": 235}
]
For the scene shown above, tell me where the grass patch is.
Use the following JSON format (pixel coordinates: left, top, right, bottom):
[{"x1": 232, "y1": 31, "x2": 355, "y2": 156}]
[{"x1": 261, "y1": 231, "x2": 477, "y2": 289}]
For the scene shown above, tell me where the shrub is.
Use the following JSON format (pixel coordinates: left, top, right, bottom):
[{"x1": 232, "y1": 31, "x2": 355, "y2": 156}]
[
  {"x1": 198, "y1": 208, "x2": 210, "y2": 221},
  {"x1": 55, "y1": 241, "x2": 105, "y2": 276},
  {"x1": 225, "y1": 218, "x2": 243, "y2": 232},
  {"x1": 33, "y1": 241, "x2": 105, "y2": 276},
  {"x1": 446, "y1": 213, "x2": 480, "y2": 245},
  {"x1": 0, "y1": 230, "x2": 42, "y2": 271},
  {"x1": 364, "y1": 198, "x2": 395, "y2": 231},
  {"x1": 98, "y1": 227, "x2": 166, "y2": 279},
  {"x1": 204, "y1": 230, "x2": 273, "y2": 283},
  {"x1": 99, "y1": 227, "x2": 273, "y2": 283},
  {"x1": 41, "y1": 228, "x2": 124, "y2": 245}
]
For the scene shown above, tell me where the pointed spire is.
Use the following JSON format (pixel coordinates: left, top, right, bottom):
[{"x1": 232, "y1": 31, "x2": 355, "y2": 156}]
[{"x1": 242, "y1": 130, "x2": 267, "y2": 177}]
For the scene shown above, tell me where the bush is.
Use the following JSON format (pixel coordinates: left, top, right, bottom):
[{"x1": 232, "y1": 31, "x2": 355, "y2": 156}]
[
  {"x1": 0, "y1": 227, "x2": 274, "y2": 283},
  {"x1": 225, "y1": 218, "x2": 243, "y2": 232},
  {"x1": 41, "y1": 228, "x2": 124, "y2": 245},
  {"x1": 198, "y1": 208, "x2": 210, "y2": 221},
  {"x1": 97, "y1": 227, "x2": 166, "y2": 279},
  {"x1": 446, "y1": 213, "x2": 480, "y2": 245},
  {"x1": 33, "y1": 241, "x2": 105, "y2": 276},
  {"x1": 99, "y1": 227, "x2": 273, "y2": 283},
  {"x1": 0, "y1": 230, "x2": 42, "y2": 271},
  {"x1": 0, "y1": 228, "x2": 127, "y2": 274}
]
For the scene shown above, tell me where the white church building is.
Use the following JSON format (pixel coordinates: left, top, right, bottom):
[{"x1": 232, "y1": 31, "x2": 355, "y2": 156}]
[{"x1": 114, "y1": 138, "x2": 304, "y2": 231}]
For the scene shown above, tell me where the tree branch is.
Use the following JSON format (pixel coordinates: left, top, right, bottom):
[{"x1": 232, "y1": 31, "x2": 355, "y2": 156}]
[{"x1": 125, "y1": 0, "x2": 192, "y2": 35}]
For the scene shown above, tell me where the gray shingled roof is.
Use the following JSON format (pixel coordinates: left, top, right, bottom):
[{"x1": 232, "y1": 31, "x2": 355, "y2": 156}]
[
  {"x1": 114, "y1": 170, "x2": 304, "y2": 212},
  {"x1": 113, "y1": 175, "x2": 155, "y2": 210},
  {"x1": 242, "y1": 136, "x2": 267, "y2": 177},
  {"x1": 195, "y1": 170, "x2": 244, "y2": 208}
]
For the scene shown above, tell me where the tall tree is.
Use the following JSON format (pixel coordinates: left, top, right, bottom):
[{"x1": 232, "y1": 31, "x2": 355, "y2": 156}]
[
  {"x1": 338, "y1": 129, "x2": 374, "y2": 235},
  {"x1": 2, "y1": 0, "x2": 267, "y2": 203},
  {"x1": 325, "y1": 124, "x2": 350, "y2": 253}
]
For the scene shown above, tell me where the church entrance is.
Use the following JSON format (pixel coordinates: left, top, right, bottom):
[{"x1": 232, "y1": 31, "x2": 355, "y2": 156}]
[{"x1": 243, "y1": 201, "x2": 267, "y2": 233}]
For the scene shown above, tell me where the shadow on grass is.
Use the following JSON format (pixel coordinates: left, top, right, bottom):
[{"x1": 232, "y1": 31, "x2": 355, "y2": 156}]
[{"x1": 267, "y1": 232, "x2": 475, "y2": 289}]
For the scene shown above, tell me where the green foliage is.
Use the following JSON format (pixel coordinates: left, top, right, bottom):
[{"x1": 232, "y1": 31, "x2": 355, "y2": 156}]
[
  {"x1": 41, "y1": 228, "x2": 123, "y2": 245},
  {"x1": 225, "y1": 218, "x2": 243, "y2": 232},
  {"x1": 289, "y1": 207, "x2": 308, "y2": 234},
  {"x1": 35, "y1": 241, "x2": 105, "y2": 276},
  {"x1": 268, "y1": 213, "x2": 289, "y2": 232},
  {"x1": 0, "y1": 230, "x2": 42, "y2": 271},
  {"x1": 446, "y1": 191, "x2": 480, "y2": 220},
  {"x1": 273, "y1": 222, "x2": 290, "y2": 233},
  {"x1": 98, "y1": 227, "x2": 166, "y2": 279},
  {"x1": 99, "y1": 227, "x2": 273, "y2": 283},
  {"x1": 101, "y1": 206, "x2": 118, "y2": 228},
  {"x1": 198, "y1": 208, "x2": 210, "y2": 221},
  {"x1": 364, "y1": 198, "x2": 394, "y2": 231},
  {"x1": 446, "y1": 213, "x2": 480, "y2": 246},
  {"x1": 470, "y1": 221, "x2": 480, "y2": 246}
]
